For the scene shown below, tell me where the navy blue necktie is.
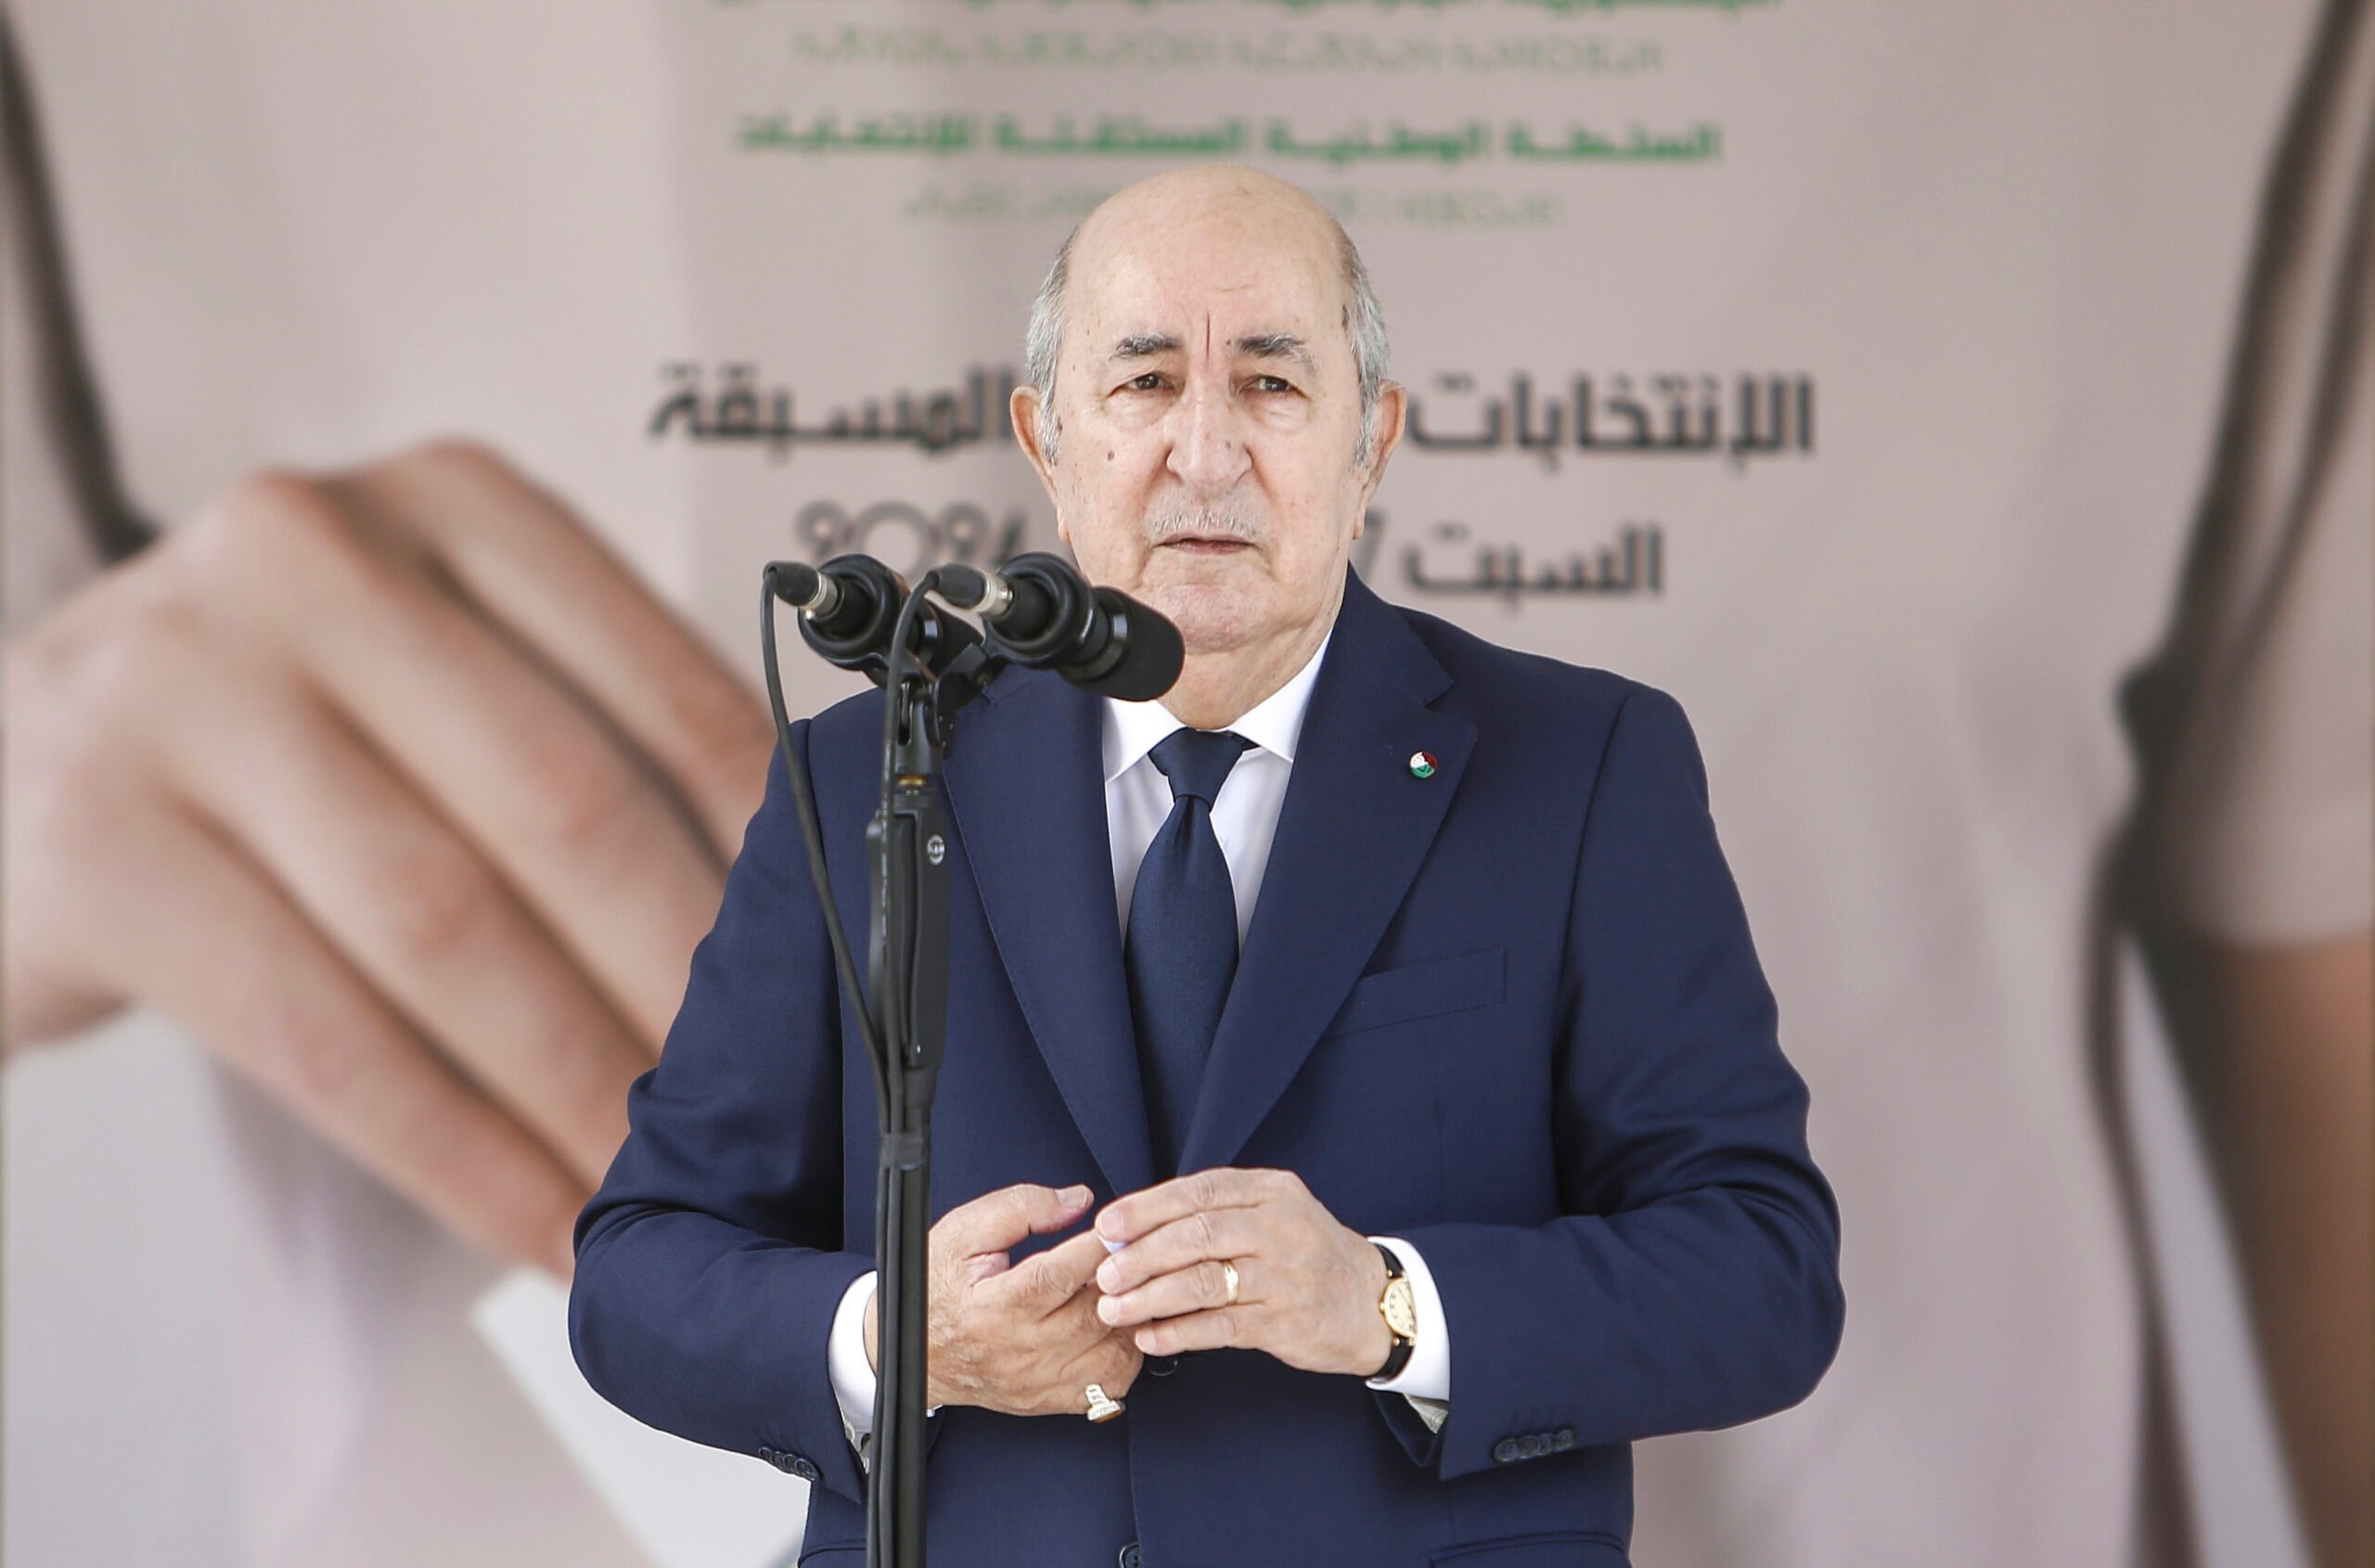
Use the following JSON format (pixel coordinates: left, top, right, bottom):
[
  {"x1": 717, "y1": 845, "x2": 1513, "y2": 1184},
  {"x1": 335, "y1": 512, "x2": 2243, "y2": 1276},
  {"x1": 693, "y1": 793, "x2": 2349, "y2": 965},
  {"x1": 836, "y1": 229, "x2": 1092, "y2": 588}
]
[{"x1": 1124, "y1": 727, "x2": 1252, "y2": 1179}]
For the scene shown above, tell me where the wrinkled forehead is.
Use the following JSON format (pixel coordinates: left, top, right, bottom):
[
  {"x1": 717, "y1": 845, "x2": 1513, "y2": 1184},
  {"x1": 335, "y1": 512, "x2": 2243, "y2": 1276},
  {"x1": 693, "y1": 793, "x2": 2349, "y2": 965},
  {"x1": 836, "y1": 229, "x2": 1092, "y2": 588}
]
[{"x1": 1067, "y1": 206, "x2": 1352, "y2": 373}]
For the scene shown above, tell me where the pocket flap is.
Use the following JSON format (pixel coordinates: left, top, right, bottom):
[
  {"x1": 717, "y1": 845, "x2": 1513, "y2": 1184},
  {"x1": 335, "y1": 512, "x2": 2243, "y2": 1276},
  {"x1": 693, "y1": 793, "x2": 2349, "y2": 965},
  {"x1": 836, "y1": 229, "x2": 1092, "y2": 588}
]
[{"x1": 1321, "y1": 946, "x2": 1505, "y2": 1038}]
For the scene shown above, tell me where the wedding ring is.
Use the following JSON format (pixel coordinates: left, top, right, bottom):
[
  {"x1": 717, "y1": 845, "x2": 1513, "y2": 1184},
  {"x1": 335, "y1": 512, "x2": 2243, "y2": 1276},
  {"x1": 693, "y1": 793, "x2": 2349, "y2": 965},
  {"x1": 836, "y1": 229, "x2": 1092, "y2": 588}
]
[
  {"x1": 1084, "y1": 1382, "x2": 1124, "y2": 1422},
  {"x1": 1220, "y1": 1258, "x2": 1240, "y2": 1306}
]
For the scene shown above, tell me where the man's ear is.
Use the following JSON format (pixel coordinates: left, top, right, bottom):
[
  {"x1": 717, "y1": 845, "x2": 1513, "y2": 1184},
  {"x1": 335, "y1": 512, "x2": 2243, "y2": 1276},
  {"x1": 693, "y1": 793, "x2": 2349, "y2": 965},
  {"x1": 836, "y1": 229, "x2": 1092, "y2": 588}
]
[
  {"x1": 1356, "y1": 380, "x2": 1407, "y2": 505},
  {"x1": 1011, "y1": 385, "x2": 1059, "y2": 503}
]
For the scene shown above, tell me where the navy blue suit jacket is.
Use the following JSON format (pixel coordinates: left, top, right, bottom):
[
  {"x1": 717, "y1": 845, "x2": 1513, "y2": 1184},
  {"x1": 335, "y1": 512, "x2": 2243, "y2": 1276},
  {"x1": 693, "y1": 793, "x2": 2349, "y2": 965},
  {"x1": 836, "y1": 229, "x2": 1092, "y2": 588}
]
[{"x1": 571, "y1": 569, "x2": 1843, "y2": 1567}]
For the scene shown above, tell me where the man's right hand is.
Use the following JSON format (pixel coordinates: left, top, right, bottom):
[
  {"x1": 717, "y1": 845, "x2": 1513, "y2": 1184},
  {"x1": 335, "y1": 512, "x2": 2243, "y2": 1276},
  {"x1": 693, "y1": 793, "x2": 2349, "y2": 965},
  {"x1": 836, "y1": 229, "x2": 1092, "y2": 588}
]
[
  {"x1": 2, "y1": 439, "x2": 778, "y2": 1279},
  {"x1": 866, "y1": 1182, "x2": 1143, "y2": 1418}
]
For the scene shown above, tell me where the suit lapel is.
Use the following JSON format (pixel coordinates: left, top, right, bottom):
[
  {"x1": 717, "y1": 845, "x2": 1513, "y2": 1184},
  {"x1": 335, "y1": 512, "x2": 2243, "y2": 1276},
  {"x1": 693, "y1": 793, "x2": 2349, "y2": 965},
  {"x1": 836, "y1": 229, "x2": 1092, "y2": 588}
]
[
  {"x1": 942, "y1": 670, "x2": 1156, "y2": 1199},
  {"x1": 1178, "y1": 572, "x2": 1476, "y2": 1175}
]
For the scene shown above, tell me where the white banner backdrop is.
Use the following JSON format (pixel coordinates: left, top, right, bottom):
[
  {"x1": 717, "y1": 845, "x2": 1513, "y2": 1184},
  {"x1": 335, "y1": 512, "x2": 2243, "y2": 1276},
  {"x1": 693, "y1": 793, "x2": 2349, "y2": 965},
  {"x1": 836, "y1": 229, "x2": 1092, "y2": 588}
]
[{"x1": 6, "y1": 3, "x2": 2356, "y2": 1566}]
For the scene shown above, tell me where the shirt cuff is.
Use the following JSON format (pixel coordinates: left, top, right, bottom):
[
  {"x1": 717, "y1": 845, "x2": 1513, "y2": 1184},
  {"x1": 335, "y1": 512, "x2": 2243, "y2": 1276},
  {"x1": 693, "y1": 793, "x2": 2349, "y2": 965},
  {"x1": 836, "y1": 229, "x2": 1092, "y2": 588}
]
[
  {"x1": 829, "y1": 1270, "x2": 879, "y2": 1442},
  {"x1": 828, "y1": 1269, "x2": 944, "y2": 1467},
  {"x1": 1365, "y1": 1235, "x2": 1450, "y2": 1430}
]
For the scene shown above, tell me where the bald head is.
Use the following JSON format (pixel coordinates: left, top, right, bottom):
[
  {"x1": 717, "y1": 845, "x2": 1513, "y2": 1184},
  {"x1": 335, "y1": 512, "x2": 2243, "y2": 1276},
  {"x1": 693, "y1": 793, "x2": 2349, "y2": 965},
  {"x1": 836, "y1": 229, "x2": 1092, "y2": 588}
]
[
  {"x1": 1023, "y1": 167, "x2": 1390, "y2": 466},
  {"x1": 1005, "y1": 164, "x2": 1407, "y2": 723}
]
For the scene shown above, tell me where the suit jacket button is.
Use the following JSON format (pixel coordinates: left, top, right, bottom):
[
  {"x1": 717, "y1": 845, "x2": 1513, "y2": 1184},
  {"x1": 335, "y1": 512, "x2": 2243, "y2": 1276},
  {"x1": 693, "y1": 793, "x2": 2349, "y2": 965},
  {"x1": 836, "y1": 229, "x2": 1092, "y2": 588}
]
[
  {"x1": 1148, "y1": 1355, "x2": 1180, "y2": 1377},
  {"x1": 790, "y1": 1456, "x2": 820, "y2": 1481},
  {"x1": 1554, "y1": 1427, "x2": 1576, "y2": 1451},
  {"x1": 758, "y1": 1446, "x2": 777, "y2": 1462},
  {"x1": 1118, "y1": 1540, "x2": 1142, "y2": 1567},
  {"x1": 1492, "y1": 1437, "x2": 1521, "y2": 1463}
]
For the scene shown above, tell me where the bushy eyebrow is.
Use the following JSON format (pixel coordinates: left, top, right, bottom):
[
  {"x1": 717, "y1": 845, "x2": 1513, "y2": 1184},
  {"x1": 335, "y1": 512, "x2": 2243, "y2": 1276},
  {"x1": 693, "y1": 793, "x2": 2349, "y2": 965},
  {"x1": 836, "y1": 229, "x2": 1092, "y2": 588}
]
[
  {"x1": 1101, "y1": 331, "x2": 1319, "y2": 378},
  {"x1": 1109, "y1": 332, "x2": 1182, "y2": 361},
  {"x1": 1234, "y1": 332, "x2": 1316, "y2": 376}
]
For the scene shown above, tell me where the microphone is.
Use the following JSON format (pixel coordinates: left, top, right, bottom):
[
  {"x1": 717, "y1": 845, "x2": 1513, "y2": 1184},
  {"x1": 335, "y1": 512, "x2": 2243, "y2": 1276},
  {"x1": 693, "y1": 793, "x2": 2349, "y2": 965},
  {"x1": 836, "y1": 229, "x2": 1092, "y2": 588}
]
[
  {"x1": 936, "y1": 553, "x2": 1184, "y2": 701},
  {"x1": 768, "y1": 554, "x2": 979, "y2": 684}
]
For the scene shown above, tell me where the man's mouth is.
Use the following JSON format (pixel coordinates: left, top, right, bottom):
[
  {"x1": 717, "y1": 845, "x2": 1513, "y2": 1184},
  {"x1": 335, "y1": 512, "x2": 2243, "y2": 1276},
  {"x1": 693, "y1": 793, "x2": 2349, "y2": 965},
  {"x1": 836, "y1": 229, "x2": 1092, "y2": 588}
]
[{"x1": 1159, "y1": 536, "x2": 1254, "y2": 556}]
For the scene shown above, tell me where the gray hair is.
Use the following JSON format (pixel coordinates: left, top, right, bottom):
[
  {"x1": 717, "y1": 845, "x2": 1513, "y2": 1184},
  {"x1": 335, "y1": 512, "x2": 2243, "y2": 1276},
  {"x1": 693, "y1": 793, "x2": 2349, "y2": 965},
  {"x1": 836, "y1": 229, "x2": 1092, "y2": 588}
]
[{"x1": 1023, "y1": 214, "x2": 1391, "y2": 468}]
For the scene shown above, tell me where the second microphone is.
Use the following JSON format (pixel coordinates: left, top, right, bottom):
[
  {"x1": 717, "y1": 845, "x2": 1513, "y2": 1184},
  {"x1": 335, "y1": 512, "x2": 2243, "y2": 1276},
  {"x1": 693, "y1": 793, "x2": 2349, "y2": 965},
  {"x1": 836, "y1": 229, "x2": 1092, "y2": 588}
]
[{"x1": 936, "y1": 553, "x2": 1183, "y2": 702}]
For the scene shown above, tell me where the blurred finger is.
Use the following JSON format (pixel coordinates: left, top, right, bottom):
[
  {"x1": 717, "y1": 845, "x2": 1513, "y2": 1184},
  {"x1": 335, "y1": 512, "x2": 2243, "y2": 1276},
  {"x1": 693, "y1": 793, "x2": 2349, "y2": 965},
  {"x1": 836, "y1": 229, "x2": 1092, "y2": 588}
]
[
  {"x1": 162, "y1": 648, "x2": 650, "y2": 1183},
  {"x1": 200, "y1": 473, "x2": 730, "y2": 1045},
  {"x1": 95, "y1": 792, "x2": 590, "y2": 1279},
  {"x1": 332, "y1": 443, "x2": 775, "y2": 858}
]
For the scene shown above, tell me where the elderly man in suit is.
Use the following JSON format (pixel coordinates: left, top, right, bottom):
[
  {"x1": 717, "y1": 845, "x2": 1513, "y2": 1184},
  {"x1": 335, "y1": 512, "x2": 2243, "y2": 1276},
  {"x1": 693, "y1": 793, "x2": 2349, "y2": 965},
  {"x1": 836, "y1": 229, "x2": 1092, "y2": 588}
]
[{"x1": 569, "y1": 164, "x2": 1844, "y2": 1567}]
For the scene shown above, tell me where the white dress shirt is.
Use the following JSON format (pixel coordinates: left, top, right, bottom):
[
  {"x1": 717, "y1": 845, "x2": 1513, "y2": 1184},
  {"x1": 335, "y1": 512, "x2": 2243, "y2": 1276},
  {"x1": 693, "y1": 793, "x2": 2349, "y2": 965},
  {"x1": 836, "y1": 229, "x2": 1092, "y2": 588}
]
[{"x1": 829, "y1": 631, "x2": 1453, "y2": 1447}]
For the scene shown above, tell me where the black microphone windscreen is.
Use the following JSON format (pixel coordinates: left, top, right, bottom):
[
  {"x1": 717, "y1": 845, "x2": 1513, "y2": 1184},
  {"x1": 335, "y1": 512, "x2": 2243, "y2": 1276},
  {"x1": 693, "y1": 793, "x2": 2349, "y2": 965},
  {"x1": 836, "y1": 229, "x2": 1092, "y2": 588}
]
[
  {"x1": 769, "y1": 560, "x2": 824, "y2": 609},
  {"x1": 799, "y1": 555, "x2": 897, "y2": 659},
  {"x1": 979, "y1": 554, "x2": 1085, "y2": 662},
  {"x1": 936, "y1": 563, "x2": 990, "y2": 608},
  {"x1": 1069, "y1": 589, "x2": 1183, "y2": 701}
]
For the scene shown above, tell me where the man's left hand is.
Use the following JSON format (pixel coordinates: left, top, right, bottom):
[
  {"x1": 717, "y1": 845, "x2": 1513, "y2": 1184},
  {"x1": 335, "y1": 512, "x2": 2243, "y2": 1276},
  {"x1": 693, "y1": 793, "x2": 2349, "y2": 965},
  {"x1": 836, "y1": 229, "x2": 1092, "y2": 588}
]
[{"x1": 1092, "y1": 1167, "x2": 1393, "y2": 1378}]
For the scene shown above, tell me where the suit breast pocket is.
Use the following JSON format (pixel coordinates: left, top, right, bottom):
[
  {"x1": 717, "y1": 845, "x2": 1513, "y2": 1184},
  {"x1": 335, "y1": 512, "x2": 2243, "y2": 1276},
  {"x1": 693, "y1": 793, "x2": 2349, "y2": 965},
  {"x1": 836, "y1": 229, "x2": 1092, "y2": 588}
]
[{"x1": 1319, "y1": 946, "x2": 1505, "y2": 1040}]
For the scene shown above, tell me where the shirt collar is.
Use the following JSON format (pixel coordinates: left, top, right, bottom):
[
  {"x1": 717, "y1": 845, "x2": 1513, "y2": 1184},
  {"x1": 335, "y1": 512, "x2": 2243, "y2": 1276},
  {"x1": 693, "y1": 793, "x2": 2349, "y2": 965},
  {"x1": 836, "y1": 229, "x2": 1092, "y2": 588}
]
[{"x1": 1101, "y1": 630, "x2": 1333, "y2": 785}]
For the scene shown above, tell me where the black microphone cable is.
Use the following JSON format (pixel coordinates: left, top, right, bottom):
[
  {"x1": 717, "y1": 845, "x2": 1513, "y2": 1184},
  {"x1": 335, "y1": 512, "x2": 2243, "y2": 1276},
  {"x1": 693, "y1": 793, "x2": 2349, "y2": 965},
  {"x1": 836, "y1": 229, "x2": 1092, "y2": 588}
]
[{"x1": 761, "y1": 565, "x2": 888, "y2": 1118}]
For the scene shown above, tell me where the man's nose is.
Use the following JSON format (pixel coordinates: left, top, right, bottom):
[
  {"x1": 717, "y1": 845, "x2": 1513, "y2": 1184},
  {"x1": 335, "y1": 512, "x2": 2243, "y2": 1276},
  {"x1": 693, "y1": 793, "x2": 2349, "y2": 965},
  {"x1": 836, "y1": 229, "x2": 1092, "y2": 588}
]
[{"x1": 1163, "y1": 375, "x2": 1252, "y2": 495}]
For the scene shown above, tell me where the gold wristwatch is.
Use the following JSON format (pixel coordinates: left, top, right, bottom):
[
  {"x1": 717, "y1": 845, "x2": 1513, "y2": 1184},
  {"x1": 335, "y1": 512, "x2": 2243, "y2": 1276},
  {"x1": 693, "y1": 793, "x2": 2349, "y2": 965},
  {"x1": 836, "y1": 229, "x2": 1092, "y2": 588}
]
[{"x1": 1371, "y1": 1242, "x2": 1418, "y2": 1380}]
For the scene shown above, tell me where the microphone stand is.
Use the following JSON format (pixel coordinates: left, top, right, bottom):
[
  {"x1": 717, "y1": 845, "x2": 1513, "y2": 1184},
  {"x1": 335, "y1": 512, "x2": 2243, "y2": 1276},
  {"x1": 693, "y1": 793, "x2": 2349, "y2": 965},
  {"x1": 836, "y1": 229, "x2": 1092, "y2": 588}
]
[{"x1": 764, "y1": 564, "x2": 1002, "y2": 1568}]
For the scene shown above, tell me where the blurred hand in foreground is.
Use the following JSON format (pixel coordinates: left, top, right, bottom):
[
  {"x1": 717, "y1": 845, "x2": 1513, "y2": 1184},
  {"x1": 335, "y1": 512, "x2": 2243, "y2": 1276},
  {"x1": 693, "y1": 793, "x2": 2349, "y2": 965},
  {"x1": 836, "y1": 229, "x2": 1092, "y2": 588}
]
[{"x1": 4, "y1": 439, "x2": 776, "y2": 1279}]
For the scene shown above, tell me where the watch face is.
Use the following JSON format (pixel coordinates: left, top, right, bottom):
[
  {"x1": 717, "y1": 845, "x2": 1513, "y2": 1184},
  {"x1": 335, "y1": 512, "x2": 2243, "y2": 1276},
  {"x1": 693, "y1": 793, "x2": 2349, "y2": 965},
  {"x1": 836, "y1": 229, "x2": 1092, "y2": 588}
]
[{"x1": 1382, "y1": 1278, "x2": 1419, "y2": 1341}]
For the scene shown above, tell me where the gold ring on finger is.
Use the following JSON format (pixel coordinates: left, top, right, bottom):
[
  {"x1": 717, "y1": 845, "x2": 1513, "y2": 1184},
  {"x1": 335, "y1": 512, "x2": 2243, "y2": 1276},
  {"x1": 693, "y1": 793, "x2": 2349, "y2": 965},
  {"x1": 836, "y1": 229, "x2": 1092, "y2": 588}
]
[{"x1": 1220, "y1": 1258, "x2": 1240, "y2": 1307}]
